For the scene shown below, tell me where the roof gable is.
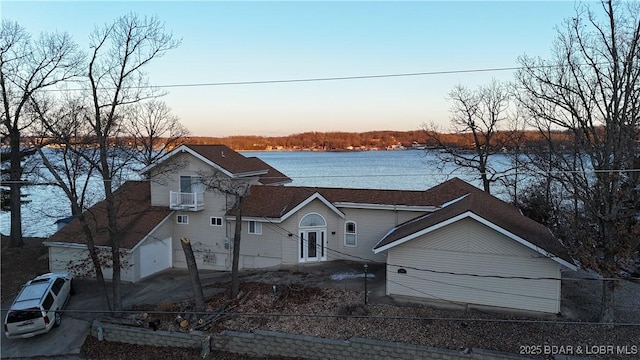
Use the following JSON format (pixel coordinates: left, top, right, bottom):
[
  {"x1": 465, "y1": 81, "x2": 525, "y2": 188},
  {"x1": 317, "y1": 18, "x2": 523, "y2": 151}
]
[
  {"x1": 185, "y1": 145, "x2": 267, "y2": 177},
  {"x1": 279, "y1": 192, "x2": 345, "y2": 222},
  {"x1": 141, "y1": 145, "x2": 291, "y2": 183},
  {"x1": 372, "y1": 179, "x2": 576, "y2": 269}
]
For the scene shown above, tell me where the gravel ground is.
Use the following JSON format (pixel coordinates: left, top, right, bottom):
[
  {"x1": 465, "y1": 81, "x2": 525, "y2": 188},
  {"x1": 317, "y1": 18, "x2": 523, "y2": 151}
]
[{"x1": 84, "y1": 281, "x2": 639, "y2": 360}]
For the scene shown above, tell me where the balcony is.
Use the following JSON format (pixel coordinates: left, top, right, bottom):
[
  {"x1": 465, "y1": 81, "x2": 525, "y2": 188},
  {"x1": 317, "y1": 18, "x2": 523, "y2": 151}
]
[{"x1": 169, "y1": 191, "x2": 204, "y2": 211}]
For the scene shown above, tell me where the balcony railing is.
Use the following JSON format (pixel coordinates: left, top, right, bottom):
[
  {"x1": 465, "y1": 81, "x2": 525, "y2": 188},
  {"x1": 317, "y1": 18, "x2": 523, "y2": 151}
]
[{"x1": 169, "y1": 191, "x2": 204, "y2": 211}]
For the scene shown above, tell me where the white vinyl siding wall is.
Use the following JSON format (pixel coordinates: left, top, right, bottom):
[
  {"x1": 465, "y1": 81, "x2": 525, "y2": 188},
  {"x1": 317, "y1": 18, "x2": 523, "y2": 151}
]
[
  {"x1": 47, "y1": 245, "x2": 137, "y2": 282},
  {"x1": 149, "y1": 152, "x2": 212, "y2": 207},
  {"x1": 386, "y1": 218, "x2": 561, "y2": 313},
  {"x1": 282, "y1": 200, "x2": 339, "y2": 264},
  {"x1": 334, "y1": 208, "x2": 428, "y2": 263},
  {"x1": 170, "y1": 209, "x2": 230, "y2": 271},
  {"x1": 237, "y1": 221, "x2": 283, "y2": 268}
]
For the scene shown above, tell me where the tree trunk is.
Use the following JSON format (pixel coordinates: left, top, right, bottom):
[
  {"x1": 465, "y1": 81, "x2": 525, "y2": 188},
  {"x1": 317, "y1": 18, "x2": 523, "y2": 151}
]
[
  {"x1": 8, "y1": 128, "x2": 24, "y2": 248},
  {"x1": 78, "y1": 213, "x2": 112, "y2": 311},
  {"x1": 601, "y1": 279, "x2": 616, "y2": 324},
  {"x1": 601, "y1": 229, "x2": 617, "y2": 324},
  {"x1": 103, "y1": 176, "x2": 122, "y2": 314},
  {"x1": 231, "y1": 195, "x2": 244, "y2": 298},
  {"x1": 180, "y1": 237, "x2": 206, "y2": 312},
  {"x1": 110, "y1": 242, "x2": 122, "y2": 313}
]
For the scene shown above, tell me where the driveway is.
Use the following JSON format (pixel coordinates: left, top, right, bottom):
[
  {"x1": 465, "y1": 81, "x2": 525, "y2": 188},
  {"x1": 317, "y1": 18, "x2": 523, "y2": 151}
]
[
  {"x1": 0, "y1": 271, "x2": 227, "y2": 359},
  {"x1": 0, "y1": 261, "x2": 385, "y2": 359}
]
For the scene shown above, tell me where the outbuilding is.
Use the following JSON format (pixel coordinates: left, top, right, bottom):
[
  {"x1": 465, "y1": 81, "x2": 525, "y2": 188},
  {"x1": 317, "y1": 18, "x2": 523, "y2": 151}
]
[{"x1": 373, "y1": 179, "x2": 577, "y2": 314}]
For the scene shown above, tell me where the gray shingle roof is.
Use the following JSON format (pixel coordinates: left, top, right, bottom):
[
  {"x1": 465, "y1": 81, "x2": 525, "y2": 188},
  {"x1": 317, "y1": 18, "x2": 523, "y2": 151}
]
[
  {"x1": 234, "y1": 185, "x2": 444, "y2": 218},
  {"x1": 373, "y1": 178, "x2": 574, "y2": 265},
  {"x1": 185, "y1": 145, "x2": 291, "y2": 183}
]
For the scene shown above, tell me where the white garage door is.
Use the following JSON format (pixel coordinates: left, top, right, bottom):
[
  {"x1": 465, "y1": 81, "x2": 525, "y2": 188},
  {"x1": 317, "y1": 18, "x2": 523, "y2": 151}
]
[{"x1": 139, "y1": 237, "x2": 172, "y2": 279}]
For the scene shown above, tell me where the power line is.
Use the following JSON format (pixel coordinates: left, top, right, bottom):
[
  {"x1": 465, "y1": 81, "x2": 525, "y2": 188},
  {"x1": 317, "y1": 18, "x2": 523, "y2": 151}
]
[
  {"x1": 143, "y1": 66, "x2": 526, "y2": 88},
  {"x1": 46, "y1": 64, "x2": 562, "y2": 92},
  {"x1": 262, "y1": 220, "x2": 640, "y2": 312},
  {"x1": 24, "y1": 307, "x2": 638, "y2": 327},
  {"x1": 264, "y1": 219, "x2": 640, "y2": 283},
  {"x1": 257, "y1": 167, "x2": 640, "y2": 180},
  {"x1": 4, "y1": 166, "x2": 640, "y2": 186},
  {"x1": 41, "y1": 60, "x2": 629, "y2": 92}
]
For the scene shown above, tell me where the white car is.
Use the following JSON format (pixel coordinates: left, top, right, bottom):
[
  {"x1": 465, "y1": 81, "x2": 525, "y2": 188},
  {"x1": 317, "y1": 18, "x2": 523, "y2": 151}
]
[{"x1": 4, "y1": 272, "x2": 73, "y2": 339}]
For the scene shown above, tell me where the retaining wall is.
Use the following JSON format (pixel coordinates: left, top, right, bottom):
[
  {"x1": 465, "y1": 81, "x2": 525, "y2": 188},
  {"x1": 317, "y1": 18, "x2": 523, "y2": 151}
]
[
  {"x1": 91, "y1": 320, "x2": 209, "y2": 349},
  {"x1": 91, "y1": 320, "x2": 542, "y2": 360}
]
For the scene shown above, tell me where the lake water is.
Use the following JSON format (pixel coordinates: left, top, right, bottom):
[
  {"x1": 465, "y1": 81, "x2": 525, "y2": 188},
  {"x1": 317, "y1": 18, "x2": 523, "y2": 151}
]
[
  {"x1": 1, "y1": 150, "x2": 507, "y2": 238},
  {"x1": 244, "y1": 150, "x2": 471, "y2": 190}
]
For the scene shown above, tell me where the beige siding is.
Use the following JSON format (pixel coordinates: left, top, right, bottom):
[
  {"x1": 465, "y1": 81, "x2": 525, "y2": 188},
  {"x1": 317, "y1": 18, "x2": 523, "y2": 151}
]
[
  {"x1": 386, "y1": 218, "x2": 561, "y2": 313},
  {"x1": 149, "y1": 153, "x2": 260, "y2": 208},
  {"x1": 149, "y1": 151, "x2": 271, "y2": 271},
  {"x1": 170, "y1": 203, "x2": 286, "y2": 271},
  {"x1": 409, "y1": 217, "x2": 541, "y2": 256},
  {"x1": 166, "y1": 183, "x2": 232, "y2": 271},
  {"x1": 262, "y1": 201, "x2": 428, "y2": 265},
  {"x1": 170, "y1": 210, "x2": 231, "y2": 271},
  {"x1": 333, "y1": 208, "x2": 427, "y2": 263},
  {"x1": 149, "y1": 152, "x2": 213, "y2": 207},
  {"x1": 240, "y1": 222, "x2": 283, "y2": 259}
]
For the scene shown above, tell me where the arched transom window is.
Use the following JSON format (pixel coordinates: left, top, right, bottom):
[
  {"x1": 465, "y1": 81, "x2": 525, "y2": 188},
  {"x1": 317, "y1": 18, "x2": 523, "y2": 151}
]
[{"x1": 300, "y1": 213, "x2": 326, "y2": 227}]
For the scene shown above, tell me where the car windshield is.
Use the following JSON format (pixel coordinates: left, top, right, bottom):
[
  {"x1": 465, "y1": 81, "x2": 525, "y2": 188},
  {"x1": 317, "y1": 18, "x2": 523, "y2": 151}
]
[{"x1": 6, "y1": 308, "x2": 42, "y2": 323}]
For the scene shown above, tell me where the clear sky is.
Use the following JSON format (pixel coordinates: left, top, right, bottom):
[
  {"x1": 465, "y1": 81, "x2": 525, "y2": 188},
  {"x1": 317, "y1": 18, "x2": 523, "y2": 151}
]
[{"x1": 2, "y1": 1, "x2": 581, "y2": 137}]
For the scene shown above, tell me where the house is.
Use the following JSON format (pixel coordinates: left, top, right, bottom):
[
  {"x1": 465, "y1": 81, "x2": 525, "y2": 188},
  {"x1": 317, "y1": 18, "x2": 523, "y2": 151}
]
[{"x1": 45, "y1": 144, "x2": 576, "y2": 313}]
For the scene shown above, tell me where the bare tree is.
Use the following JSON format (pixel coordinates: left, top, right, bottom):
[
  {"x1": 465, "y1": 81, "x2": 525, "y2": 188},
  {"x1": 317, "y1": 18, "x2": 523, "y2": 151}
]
[
  {"x1": 422, "y1": 80, "x2": 518, "y2": 194},
  {"x1": 81, "y1": 13, "x2": 179, "y2": 313},
  {"x1": 514, "y1": 0, "x2": 640, "y2": 323},
  {"x1": 0, "y1": 20, "x2": 82, "y2": 247},
  {"x1": 30, "y1": 14, "x2": 180, "y2": 313},
  {"x1": 31, "y1": 95, "x2": 113, "y2": 311},
  {"x1": 200, "y1": 173, "x2": 251, "y2": 299},
  {"x1": 124, "y1": 99, "x2": 189, "y2": 169}
]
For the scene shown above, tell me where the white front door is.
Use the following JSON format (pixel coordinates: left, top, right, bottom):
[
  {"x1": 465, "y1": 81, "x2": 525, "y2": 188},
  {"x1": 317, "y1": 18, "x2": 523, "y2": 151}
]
[{"x1": 299, "y1": 230, "x2": 326, "y2": 262}]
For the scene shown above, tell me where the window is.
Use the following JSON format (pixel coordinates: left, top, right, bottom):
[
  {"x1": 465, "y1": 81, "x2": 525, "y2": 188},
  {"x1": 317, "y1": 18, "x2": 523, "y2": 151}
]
[
  {"x1": 176, "y1": 214, "x2": 189, "y2": 224},
  {"x1": 300, "y1": 213, "x2": 326, "y2": 227},
  {"x1": 210, "y1": 217, "x2": 223, "y2": 226},
  {"x1": 6, "y1": 308, "x2": 41, "y2": 323},
  {"x1": 179, "y1": 175, "x2": 203, "y2": 193},
  {"x1": 43, "y1": 293, "x2": 54, "y2": 311},
  {"x1": 345, "y1": 221, "x2": 357, "y2": 247},
  {"x1": 51, "y1": 279, "x2": 65, "y2": 295},
  {"x1": 248, "y1": 221, "x2": 262, "y2": 235}
]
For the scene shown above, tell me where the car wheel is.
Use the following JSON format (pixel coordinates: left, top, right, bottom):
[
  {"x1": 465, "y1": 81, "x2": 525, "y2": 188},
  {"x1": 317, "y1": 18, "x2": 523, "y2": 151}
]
[{"x1": 53, "y1": 312, "x2": 61, "y2": 328}]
